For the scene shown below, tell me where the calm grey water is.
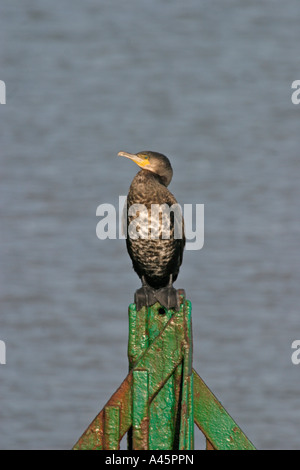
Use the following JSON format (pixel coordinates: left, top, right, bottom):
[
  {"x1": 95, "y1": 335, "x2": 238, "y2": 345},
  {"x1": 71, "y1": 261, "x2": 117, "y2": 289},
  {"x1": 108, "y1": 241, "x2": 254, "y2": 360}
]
[{"x1": 1, "y1": 0, "x2": 300, "y2": 450}]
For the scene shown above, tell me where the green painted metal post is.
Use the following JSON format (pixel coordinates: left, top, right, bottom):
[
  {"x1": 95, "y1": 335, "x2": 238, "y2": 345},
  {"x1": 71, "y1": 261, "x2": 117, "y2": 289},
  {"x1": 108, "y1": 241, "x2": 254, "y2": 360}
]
[
  {"x1": 192, "y1": 370, "x2": 256, "y2": 450},
  {"x1": 103, "y1": 406, "x2": 120, "y2": 450},
  {"x1": 73, "y1": 292, "x2": 256, "y2": 451},
  {"x1": 128, "y1": 292, "x2": 194, "y2": 450},
  {"x1": 132, "y1": 370, "x2": 149, "y2": 449}
]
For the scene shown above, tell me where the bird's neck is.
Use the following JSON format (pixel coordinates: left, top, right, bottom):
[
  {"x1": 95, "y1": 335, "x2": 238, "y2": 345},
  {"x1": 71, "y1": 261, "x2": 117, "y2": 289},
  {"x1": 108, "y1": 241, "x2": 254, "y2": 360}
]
[
  {"x1": 138, "y1": 169, "x2": 169, "y2": 187},
  {"x1": 128, "y1": 170, "x2": 167, "y2": 206}
]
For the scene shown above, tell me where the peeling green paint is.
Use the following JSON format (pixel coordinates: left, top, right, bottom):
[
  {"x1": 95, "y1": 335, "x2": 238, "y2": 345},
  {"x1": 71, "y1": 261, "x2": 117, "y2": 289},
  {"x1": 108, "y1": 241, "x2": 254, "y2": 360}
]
[{"x1": 73, "y1": 293, "x2": 255, "y2": 450}]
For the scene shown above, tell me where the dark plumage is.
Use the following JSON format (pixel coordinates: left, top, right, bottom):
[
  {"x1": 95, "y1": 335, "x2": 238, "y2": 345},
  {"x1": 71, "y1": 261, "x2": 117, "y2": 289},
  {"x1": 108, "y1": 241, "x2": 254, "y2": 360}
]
[{"x1": 118, "y1": 150, "x2": 185, "y2": 308}]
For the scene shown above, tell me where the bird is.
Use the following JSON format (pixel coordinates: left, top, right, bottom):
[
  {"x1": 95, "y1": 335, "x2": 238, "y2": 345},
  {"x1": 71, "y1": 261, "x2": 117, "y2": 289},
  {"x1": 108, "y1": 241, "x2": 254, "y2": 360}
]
[{"x1": 118, "y1": 150, "x2": 185, "y2": 310}]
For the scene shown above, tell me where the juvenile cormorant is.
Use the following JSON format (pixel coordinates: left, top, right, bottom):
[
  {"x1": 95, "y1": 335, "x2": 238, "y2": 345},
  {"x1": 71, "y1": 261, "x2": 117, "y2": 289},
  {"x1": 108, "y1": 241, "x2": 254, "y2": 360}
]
[{"x1": 118, "y1": 150, "x2": 185, "y2": 310}]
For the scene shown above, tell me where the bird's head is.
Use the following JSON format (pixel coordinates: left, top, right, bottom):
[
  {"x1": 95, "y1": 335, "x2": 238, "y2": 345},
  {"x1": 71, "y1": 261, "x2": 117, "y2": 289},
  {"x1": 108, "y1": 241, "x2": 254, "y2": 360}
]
[{"x1": 118, "y1": 150, "x2": 173, "y2": 186}]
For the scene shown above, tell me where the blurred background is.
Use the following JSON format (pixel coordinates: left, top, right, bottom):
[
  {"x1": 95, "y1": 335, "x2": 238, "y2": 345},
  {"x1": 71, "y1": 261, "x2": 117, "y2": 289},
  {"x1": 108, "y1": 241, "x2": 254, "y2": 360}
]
[{"x1": 1, "y1": 0, "x2": 300, "y2": 450}]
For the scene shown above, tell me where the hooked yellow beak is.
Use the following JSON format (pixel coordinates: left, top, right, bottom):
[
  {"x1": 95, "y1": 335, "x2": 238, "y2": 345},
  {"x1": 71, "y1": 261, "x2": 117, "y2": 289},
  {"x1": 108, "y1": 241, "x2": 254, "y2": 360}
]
[{"x1": 118, "y1": 151, "x2": 151, "y2": 168}]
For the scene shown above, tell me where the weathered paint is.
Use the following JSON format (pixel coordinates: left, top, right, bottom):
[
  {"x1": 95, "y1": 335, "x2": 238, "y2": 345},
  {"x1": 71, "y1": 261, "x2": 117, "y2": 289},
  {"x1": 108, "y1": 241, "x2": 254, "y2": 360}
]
[
  {"x1": 73, "y1": 372, "x2": 133, "y2": 450},
  {"x1": 128, "y1": 294, "x2": 193, "y2": 450},
  {"x1": 104, "y1": 406, "x2": 120, "y2": 450},
  {"x1": 193, "y1": 370, "x2": 256, "y2": 450},
  {"x1": 132, "y1": 370, "x2": 149, "y2": 450},
  {"x1": 73, "y1": 293, "x2": 255, "y2": 450}
]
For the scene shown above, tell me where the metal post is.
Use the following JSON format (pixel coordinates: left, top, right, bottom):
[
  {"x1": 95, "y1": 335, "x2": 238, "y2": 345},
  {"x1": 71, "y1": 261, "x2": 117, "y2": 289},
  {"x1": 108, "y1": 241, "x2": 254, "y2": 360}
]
[
  {"x1": 127, "y1": 291, "x2": 193, "y2": 450},
  {"x1": 73, "y1": 291, "x2": 255, "y2": 450}
]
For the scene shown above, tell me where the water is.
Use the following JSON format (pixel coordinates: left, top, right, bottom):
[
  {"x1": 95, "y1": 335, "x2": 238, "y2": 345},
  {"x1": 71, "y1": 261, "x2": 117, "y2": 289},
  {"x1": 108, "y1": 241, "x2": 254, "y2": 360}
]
[{"x1": 1, "y1": 0, "x2": 300, "y2": 450}]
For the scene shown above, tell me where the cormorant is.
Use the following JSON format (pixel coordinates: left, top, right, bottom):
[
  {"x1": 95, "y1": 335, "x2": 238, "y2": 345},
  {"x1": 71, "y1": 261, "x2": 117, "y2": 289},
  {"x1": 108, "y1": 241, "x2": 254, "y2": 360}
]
[{"x1": 118, "y1": 150, "x2": 185, "y2": 310}]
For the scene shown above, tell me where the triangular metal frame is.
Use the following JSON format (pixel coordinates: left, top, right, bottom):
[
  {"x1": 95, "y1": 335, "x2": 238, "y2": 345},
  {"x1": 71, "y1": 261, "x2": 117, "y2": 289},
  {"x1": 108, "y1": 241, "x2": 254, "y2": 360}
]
[{"x1": 73, "y1": 293, "x2": 255, "y2": 450}]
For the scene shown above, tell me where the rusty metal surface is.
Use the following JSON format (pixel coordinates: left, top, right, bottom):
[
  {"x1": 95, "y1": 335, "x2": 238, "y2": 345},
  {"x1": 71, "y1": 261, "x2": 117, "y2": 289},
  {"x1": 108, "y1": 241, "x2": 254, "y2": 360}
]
[
  {"x1": 104, "y1": 406, "x2": 120, "y2": 450},
  {"x1": 128, "y1": 297, "x2": 193, "y2": 450},
  {"x1": 73, "y1": 372, "x2": 133, "y2": 450},
  {"x1": 132, "y1": 370, "x2": 149, "y2": 450},
  {"x1": 193, "y1": 369, "x2": 256, "y2": 450},
  {"x1": 73, "y1": 294, "x2": 255, "y2": 451},
  {"x1": 73, "y1": 295, "x2": 193, "y2": 450}
]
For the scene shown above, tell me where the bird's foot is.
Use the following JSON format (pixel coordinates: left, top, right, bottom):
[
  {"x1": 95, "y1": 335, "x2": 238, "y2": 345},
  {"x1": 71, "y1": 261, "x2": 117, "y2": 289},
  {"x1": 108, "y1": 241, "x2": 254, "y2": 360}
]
[{"x1": 134, "y1": 278, "x2": 181, "y2": 311}]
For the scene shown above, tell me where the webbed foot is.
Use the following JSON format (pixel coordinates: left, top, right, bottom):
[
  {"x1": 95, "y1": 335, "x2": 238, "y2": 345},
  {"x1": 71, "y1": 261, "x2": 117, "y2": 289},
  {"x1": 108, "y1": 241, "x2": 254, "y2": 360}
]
[{"x1": 134, "y1": 276, "x2": 181, "y2": 311}]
